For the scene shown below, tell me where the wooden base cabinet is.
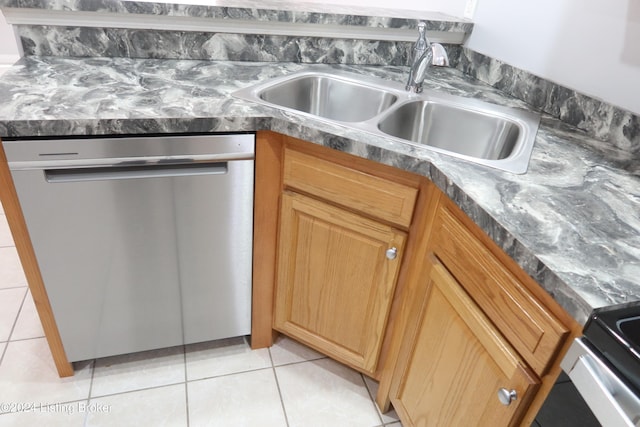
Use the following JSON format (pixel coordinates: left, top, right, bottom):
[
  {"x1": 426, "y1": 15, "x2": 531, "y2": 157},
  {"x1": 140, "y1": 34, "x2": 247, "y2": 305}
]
[
  {"x1": 385, "y1": 192, "x2": 577, "y2": 427},
  {"x1": 256, "y1": 132, "x2": 580, "y2": 426},
  {"x1": 272, "y1": 139, "x2": 421, "y2": 376},
  {"x1": 392, "y1": 255, "x2": 539, "y2": 426}
]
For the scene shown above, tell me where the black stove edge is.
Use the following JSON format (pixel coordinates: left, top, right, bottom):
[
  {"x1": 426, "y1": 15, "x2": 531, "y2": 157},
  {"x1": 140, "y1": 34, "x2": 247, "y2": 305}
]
[{"x1": 583, "y1": 301, "x2": 640, "y2": 397}]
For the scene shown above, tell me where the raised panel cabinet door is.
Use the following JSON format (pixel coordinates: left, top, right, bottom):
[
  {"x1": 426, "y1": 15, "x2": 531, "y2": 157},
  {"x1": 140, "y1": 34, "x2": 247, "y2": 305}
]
[
  {"x1": 274, "y1": 191, "x2": 407, "y2": 374},
  {"x1": 393, "y1": 256, "x2": 540, "y2": 427}
]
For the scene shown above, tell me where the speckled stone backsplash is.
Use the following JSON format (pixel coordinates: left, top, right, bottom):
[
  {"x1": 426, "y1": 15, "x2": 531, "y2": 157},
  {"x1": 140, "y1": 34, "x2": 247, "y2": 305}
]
[
  {"x1": 4, "y1": 0, "x2": 469, "y2": 65},
  {"x1": 17, "y1": 26, "x2": 463, "y2": 66},
  {"x1": 457, "y1": 48, "x2": 640, "y2": 162}
]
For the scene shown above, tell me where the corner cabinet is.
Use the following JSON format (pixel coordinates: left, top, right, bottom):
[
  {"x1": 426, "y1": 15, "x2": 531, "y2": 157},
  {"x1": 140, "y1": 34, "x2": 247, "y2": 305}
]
[
  {"x1": 392, "y1": 254, "x2": 539, "y2": 426},
  {"x1": 272, "y1": 143, "x2": 421, "y2": 376},
  {"x1": 253, "y1": 131, "x2": 580, "y2": 426},
  {"x1": 386, "y1": 192, "x2": 577, "y2": 427}
]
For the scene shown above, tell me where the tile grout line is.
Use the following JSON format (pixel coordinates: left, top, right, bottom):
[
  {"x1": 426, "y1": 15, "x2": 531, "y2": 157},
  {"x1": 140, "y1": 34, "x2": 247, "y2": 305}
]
[
  {"x1": 84, "y1": 358, "x2": 96, "y2": 427},
  {"x1": 2, "y1": 335, "x2": 46, "y2": 344},
  {"x1": 0, "y1": 284, "x2": 25, "y2": 365},
  {"x1": 0, "y1": 213, "x2": 16, "y2": 248},
  {"x1": 183, "y1": 344, "x2": 190, "y2": 427},
  {"x1": 87, "y1": 347, "x2": 186, "y2": 402},
  {"x1": 186, "y1": 365, "x2": 274, "y2": 384},
  {"x1": 360, "y1": 372, "x2": 386, "y2": 427},
  {"x1": 5, "y1": 286, "x2": 28, "y2": 343},
  {"x1": 268, "y1": 345, "x2": 291, "y2": 427},
  {"x1": 0, "y1": 341, "x2": 6, "y2": 367},
  {"x1": 84, "y1": 380, "x2": 188, "y2": 401},
  {"x1": 0, "y1": 284, "x2": 29, "y2": 291}
]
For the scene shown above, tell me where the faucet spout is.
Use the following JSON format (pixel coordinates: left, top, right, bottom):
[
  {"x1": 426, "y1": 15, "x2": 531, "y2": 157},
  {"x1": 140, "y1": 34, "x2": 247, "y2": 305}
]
[{"x1": 406, "y1": 22, "x2": 449, "y2": 93}]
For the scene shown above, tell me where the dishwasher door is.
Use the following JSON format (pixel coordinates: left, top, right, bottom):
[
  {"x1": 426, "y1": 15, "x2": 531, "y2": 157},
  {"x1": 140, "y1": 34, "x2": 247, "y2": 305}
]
[{"x1": 5, "y1": 134, "x2": 255, "y2": 362}]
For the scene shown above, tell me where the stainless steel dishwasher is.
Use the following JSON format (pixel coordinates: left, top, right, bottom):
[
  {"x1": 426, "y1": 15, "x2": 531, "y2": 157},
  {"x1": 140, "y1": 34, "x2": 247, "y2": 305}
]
[{"x1": 4, "y1": 133, "x2": 255, "y2": 362}]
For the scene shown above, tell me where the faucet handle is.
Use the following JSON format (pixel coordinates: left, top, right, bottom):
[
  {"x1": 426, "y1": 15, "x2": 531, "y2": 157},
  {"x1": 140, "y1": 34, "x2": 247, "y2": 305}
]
[{"x1": 430, "y1": 43, "x2": 450, "y2": 67}]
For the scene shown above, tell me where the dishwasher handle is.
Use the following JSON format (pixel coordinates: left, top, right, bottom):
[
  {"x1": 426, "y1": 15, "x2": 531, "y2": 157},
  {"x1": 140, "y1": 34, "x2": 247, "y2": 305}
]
[{"x1": 45, "y1": 161, "x2": 228, "y2": 183}]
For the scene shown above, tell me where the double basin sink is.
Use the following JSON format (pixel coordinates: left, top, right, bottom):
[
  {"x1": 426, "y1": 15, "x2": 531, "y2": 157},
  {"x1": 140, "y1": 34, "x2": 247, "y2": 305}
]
[{"x1": 233, "y1": 70, "x2": 541, "y2": 174}]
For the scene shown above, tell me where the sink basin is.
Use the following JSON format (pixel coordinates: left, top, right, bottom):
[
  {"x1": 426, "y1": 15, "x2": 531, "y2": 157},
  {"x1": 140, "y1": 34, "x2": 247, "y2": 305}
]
[
  {"x1": 233, "y1": 70, "x2": 541, "y2": 174},
  {"x1": 377, "y1": 101, "x2": 521, "y2": 160},
  {"x1": 234, "y1": 72, "x2": 398, "y2": 122},
  {"x1": 375, "y1": 95, "x2": 540, "y2": 173}
]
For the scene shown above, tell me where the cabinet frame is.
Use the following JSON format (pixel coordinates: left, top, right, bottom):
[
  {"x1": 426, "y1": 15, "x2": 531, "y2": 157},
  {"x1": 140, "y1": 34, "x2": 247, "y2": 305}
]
[{"x1": 255, "y1": 132, "x2": 430, "y2": 380}]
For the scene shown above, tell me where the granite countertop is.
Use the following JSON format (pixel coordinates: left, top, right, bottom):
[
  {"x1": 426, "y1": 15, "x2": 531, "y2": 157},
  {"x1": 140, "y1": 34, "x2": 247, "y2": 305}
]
[{"x1": 0, "y1": 55, "x2": 638, "y2": 325}]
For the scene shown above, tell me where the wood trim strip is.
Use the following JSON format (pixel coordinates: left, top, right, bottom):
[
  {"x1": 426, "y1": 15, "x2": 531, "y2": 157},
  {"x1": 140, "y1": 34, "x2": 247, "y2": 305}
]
[
  {"x1": 375, "y1": 183, "x2": 440, "y2": 411},
  {"x1": 250, "y1": 131, "x2": 284, "y2": 349},
  {"x1": 0, "y1": 140, "x2": 74, "y2": 377}
]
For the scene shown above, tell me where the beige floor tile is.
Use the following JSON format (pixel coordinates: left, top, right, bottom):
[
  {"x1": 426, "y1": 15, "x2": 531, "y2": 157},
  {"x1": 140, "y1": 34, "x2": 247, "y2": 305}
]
[
  {"x1": 0, "y1": 401, "x2": 87, "y2": 427},
  {"x1": 188, "y1": 369, "x2": 286, "y2": 427},
  {"x1": 0, "y1": 247, "x2": 27, "y2": 289},
  {"x1": 91, "y1": 345, "x2": 185, "y2": 397},
  {"x1": 11, "y1": 290, "x2": 45, "y2": 341},
  {"x1": 363, "y1": 376, "x2": 401, "y2": 424},
  {"x1": 269, "y1": 335, "x2": 326, "y2": 366},
  {"x1": 0, "y1": 287, "x2": 26, "y2": 342},
  {"x1": 276, "y1": 358, "x2": 382, "y2": 427},
  {"x1": 0, "y1": 338, "x2": 92, "y2": 404},
  {"x1": 185, "y1": 336, "x2": 271, "y2": 381},
  {"x1": 86, "y1": 384, "x2": 187, "y2": 427},
  {"x1": 0, "y1": 341, "x2": 5, "y2": 359},
  {"x1": 0, "y1": 215, "x2": 13, "y2": 247}
]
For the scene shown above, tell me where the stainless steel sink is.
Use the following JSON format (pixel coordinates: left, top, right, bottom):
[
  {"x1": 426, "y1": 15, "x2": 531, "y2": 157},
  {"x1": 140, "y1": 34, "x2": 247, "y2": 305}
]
[
  {"x1": 377, "y1": 101, "x2": 520, "y2": 160},
  {"x1": 233, "y1": 70, "x2": 541, "y2": 174},
  {"x1": 233, "y1": 72, "x2": 399, "y2": 122},
  {"x1": 376, "y1": 93, "x2": 540, "y2": 173}
]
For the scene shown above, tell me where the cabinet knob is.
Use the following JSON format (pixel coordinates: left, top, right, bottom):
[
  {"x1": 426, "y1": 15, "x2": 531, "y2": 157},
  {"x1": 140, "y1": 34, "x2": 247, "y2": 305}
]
[
  {"x1": 386, "y1": 247, "x2": 398, "y2": 260},
  {"x1": 497, "y1": 388, "x2": 517, "y2": 406}
]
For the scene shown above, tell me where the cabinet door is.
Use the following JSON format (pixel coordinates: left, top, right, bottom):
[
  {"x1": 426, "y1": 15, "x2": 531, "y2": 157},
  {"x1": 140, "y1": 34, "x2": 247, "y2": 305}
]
[
  {"x1": 274, "y1": 191, "x2": 407, "y2": 374},
  {"x1": 392, "y1": 255, "x2": 539, "y2": 427}
]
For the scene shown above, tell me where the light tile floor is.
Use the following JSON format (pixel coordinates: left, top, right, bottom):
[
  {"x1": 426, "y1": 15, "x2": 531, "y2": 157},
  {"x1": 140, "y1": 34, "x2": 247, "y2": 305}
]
[{"x1": 0, "y1": 208, "x2": 402, "y2": 427}]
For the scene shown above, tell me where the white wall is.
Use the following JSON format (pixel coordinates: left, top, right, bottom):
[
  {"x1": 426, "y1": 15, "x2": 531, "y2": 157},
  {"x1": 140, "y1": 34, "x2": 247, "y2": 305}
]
[
  {"x1": 0, "y1": 11, "x2": 20, "y2": 69},
  {"x1": 467, "y1": 0, "x2": 640, "y2": 115}
]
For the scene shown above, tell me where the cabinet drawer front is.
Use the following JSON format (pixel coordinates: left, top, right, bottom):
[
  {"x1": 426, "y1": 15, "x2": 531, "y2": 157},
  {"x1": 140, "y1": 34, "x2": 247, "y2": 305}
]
[
  {"x1": 432, "y1": 203, "x2": 569, "y2": 376},
  {"x1": 283, "y1": 148, "x2": 417, "y2": 228}
]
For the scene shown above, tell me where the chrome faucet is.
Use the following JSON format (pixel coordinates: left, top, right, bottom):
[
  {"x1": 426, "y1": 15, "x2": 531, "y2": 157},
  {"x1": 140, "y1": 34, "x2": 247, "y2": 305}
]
[{"x1": 406, "y1": 22, "x2": 449, "y2": 93}]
